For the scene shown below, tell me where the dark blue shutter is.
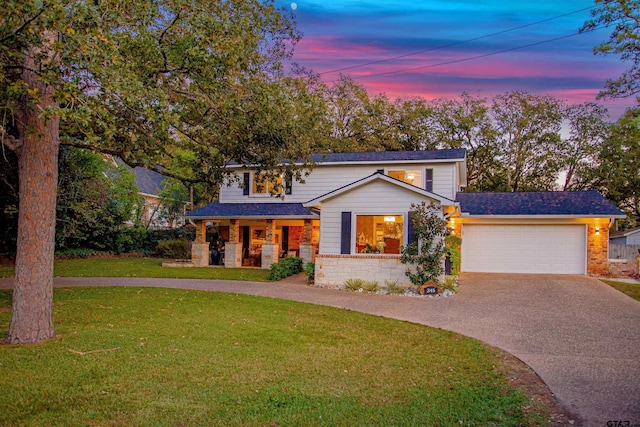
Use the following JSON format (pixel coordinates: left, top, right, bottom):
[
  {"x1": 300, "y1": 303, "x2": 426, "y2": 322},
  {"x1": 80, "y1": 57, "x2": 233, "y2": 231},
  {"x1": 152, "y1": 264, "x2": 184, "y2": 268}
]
[
  {"x1": 284, "y1": 176, "x2": 292, "y2": 195},
  {"x1": 243, "y1": 173, "x2": 250, "y2": 195},
  {"x1": 340, "y1": 212, "x2": 352, "y2": 254},
  {"x1": 407, "y1": 212, "x2": 417, "y2": 245},
  {"x1": 425, "y1": 168, "x2": 433, "y2": 192}
]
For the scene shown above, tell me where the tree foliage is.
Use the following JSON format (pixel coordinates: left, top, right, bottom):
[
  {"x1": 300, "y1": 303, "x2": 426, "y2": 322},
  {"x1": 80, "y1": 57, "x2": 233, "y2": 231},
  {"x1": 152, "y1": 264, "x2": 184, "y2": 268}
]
[
  {"x1": 400, "y1": 202, "x2": 448, "y2": 286},
  {"x1": 588, "y1": 108, "x2": 640, "y2": 225},
  {"x1": 0, "y1": 0, "x2": 327, "y2": 343},
  {"x1": 581, "y1": 0, "x2": 640, "y2": 101}
]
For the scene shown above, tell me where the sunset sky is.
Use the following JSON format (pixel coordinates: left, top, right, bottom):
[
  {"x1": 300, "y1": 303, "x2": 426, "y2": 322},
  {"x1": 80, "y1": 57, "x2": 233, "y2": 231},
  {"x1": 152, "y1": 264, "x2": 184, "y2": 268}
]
[{"x1": 276, "y1": 0, "x2": 635, "y2": 119}]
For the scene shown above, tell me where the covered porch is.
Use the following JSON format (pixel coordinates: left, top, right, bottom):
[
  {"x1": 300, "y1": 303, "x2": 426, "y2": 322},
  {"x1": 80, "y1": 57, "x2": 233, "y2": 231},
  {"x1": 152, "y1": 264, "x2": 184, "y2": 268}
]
[{"x1": 187, "y1": 203, "x2": 319, "y2": 269}]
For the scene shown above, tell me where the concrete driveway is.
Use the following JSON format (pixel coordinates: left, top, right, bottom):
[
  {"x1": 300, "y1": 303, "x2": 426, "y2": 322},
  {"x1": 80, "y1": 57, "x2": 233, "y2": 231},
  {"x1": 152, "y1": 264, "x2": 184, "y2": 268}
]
[{"x1": 1, "y1": 273, "x2": 638, "y2": 426}]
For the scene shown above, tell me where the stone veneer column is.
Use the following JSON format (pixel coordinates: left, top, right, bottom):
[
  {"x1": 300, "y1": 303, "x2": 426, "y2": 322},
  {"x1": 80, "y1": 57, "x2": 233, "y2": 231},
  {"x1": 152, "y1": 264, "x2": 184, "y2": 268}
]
[
  {"x1": 191, "y1": 220, "x2": 210, "y2": 267},
  {"x1": 224, "y1": 219, "x2": 242, "y2": 268},
  {"x1": 587, "y1": 222, "x2": 609, "y2": 275},
  {"x1": 299, "y1": 219, "x2": 314, "y2": 264},
  {"x1": 261, "y1": 219, "x2": 279, "y2": 269}
]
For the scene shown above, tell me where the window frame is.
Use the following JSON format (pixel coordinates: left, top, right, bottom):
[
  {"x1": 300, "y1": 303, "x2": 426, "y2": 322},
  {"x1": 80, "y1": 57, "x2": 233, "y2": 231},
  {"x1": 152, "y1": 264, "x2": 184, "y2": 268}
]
[
  {"x1": 249, "y1": 171, "x2": 284, "y2": 197},
  {"x1": 351, "y1": 211, "x2": 407, "y2": 255},
  {"x1": 386, "y1": 168, "x2": 424, "y2": 189}
]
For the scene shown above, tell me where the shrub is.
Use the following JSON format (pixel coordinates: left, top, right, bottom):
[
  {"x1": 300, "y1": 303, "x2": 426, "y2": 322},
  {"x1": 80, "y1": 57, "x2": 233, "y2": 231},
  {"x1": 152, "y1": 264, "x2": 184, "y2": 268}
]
[
  {"x1": 344, "y1": 278, "x2": 365, "y2": 291},
  {"x1": 400, "y1": 202, "x2": 448, "y2": 287},
  {"x1": 361, "y1": 280, "x2": 381, "y2": 293},
  {"x1": 441, "y1": 275, "x2": 459, "y2": 292},
  {"x1": 304, "y1": 262, "x2": 315, "y2": 285},
  {"x1": 156, "y1": 239, "x2": 191, "y2": 259},
  {"x1": 384, "y1": 279, "x2": 405, "y2": 295},
  {"x1": 268, "y1": 262, "x2": 287, "y2": 281},
  {"x1": 268, "y1": 256, "x2": 304, "y2": 281}
]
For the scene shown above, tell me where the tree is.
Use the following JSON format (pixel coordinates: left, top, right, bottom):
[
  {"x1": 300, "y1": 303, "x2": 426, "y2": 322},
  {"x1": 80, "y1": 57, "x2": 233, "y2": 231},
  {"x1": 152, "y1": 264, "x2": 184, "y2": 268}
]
[
  {"x1": 491, "y1": 91, "x2": 564, "y2": 192},
  {"x1": 157, "y1": 178, "x2": 190, "y2": 229},
  {"x1": 0, "y1": 0, "x2": 326, "y2": 343},
  {"x1": 400, "y1": 202, "x2": 448, "y2": 287},
  {"x1": 56, "y1": 147, "x2": 142, "y2": 252},
  {"x1": 589, "y1": 108, "x2": 640, "y2": 225},
  {"x1": 581, "y1": 0, "x2": 640, "y2": 101},
  {"x1": 426, "y1": 93, "x2": 501, "y2": 191},
  {"x1": 559, "y1": 103, "x2": 610, "y2": 191}
]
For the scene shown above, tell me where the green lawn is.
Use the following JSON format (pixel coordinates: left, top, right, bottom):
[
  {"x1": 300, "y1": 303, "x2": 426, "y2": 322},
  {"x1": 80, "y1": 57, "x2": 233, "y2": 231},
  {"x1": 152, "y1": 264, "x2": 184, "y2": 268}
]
[
  {"x1": 0, "y1": 286, "x2": 549, "y2": 426},
  {"x1": 601, "y1": 279, "x2": 640, "y2": 301},
  {"x1": 0, "y1": 257, "x2": 270, "y2": 281}
]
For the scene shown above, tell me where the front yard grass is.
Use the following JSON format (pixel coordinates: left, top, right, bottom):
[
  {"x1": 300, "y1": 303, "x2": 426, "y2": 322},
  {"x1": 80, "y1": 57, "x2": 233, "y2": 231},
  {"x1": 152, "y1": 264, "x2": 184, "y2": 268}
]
[
  {"x1": 0, "y1": 257, "x2": 270, "y2": 281},
  {"x1": 0, "y1": 286, "x2": 552, "y2": 426},
  {"x1": 601, "y1": 279, "x2": 640, "y2": 301}
]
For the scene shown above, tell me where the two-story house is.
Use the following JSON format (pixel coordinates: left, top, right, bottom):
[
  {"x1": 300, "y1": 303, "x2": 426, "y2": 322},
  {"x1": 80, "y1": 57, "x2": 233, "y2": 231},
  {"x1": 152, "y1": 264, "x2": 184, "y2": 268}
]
[{"x1": 186, "y1": 149, "x2": 624, "y2": 285}]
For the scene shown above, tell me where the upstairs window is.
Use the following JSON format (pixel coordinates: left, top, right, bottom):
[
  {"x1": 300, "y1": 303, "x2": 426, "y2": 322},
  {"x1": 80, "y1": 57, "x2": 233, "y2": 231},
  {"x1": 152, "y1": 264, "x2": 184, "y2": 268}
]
[
  {"x1": 388, "y1": 169, "x2": 423, "y2": 188},
  {"x1": 252, "y1": 172, "x2": 282, "y2": 195}
]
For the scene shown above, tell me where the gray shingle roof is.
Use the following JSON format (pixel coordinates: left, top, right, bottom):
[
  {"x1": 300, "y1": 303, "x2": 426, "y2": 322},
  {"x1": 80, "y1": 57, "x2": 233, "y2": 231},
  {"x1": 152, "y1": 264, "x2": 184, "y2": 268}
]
[
  {"x1": 456, "y1": 191, "x2": 625, "y2": 216},
  {"x1": 133, "y1": 167, "x2": 166, "y2": 197},
  {"x1": 186, "y1": 202, "x2": 317, "y2": 219},
  {"x1": 309, "y1": 149, "x2": 466, "y2": 163}
]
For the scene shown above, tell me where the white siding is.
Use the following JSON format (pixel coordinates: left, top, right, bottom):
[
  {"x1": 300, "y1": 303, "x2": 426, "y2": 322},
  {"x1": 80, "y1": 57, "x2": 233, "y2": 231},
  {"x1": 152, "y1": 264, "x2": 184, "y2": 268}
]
[
  {"x1": 318, "y1": 180, "x2": 442, "y2": 254},
  {"x1": 219, "y1": 162, "x2": 458, "y2": 203}
]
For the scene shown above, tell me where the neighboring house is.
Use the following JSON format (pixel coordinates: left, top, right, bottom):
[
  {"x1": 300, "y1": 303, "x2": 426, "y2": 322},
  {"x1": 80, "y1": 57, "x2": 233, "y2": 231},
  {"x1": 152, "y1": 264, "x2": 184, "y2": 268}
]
[
  {"x1": 186, "y1": 149, "x2": 625, "y2": 284},
  {"x1": 609, "y1": 227, "x2": 640, "y2": 245},
  {"x1": 133, "y1": 167, "x2": 188, "y2": 229}
]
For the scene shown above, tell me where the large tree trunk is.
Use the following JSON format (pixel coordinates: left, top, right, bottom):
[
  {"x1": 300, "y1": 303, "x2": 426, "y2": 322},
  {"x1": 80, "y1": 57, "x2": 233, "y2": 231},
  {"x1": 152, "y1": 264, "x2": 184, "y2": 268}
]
[{"x1": 5, "y1": 35, "x2": 60, "y2": 344}]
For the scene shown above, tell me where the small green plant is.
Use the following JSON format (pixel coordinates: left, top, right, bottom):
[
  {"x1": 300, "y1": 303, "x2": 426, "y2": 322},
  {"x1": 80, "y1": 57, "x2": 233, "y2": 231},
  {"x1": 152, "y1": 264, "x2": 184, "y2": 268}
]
[
  {"x1": 304, "y1": 262, "x2": 315, "y2": 285},
  {"x1": 441, "y1": 275, "x2": 458, "y2": 292},
  {"x1": 156, "y1": 239, "x2": 191, "y2": 259},
  {"x1": 361, "y1": 280, "x2": 381, "y2": 293},
  {"x1": 384, "y1": 279, "x2": 405, "y2": 295},
  {"x1": 344, "y1": 278, "x2": 365, "y2": 291}
]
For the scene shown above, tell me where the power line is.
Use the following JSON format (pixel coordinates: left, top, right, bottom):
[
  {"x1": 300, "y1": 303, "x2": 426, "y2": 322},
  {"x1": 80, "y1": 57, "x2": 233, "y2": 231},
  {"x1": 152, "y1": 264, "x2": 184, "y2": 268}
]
[
  {"x1": 318, "y1": 5, "x2": 595, "y2": 76},
  {"x1": 327, "y1": 23, "x2": 610, "y2": 82}
]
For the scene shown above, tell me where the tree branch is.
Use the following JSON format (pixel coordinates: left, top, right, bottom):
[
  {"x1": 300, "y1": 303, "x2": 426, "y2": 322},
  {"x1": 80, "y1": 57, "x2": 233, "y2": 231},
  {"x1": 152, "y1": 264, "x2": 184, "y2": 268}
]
[
  {"x1": 0, "y1": 8, "x2": 46, "y2": 44},
  {"x1": 0, "y1": 125, "x2": 22, "y2": 152}
]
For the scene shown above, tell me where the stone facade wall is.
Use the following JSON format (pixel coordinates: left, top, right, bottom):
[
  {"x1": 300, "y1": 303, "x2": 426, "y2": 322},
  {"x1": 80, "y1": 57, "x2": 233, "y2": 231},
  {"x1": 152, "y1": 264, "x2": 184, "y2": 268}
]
[
  {"x1": 587, "y1": 223, "x2": 609, "y2": 276},
  {"x1": 608, "y1": 258, "x2": 640, "y2": 279},
  {"x1": 191, "y1": 242, "x2": 210, "y2": 267},
  {"x1": 315, "y1": 255, "x2": 414, "y2": 287}
]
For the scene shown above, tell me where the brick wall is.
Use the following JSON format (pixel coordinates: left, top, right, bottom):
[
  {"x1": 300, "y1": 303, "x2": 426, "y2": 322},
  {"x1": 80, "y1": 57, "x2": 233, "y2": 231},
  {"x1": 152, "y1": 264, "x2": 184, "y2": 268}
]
[
  {"x1": 608, "y1": 258, "x2": 639, "y2": 279},
  {"x1": 587, "y1": 223, "x2": 609, "y2": 275},
  {"x1": 315, "y1": 254, "x2": 414, "y2": 287}
]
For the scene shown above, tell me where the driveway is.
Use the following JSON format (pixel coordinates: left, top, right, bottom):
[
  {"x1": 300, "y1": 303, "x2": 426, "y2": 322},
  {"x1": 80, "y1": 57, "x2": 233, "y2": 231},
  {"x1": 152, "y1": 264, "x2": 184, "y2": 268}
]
[{"x1": 1, "y1": 273, "x2": 639, "y2": 426}]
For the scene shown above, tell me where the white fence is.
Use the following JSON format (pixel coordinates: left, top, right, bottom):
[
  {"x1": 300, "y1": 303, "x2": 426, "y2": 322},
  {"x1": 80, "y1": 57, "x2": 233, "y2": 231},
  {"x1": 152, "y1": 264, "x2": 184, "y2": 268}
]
[{"x1": 609, "y1": 244, "x2": 640, "y2": 259}]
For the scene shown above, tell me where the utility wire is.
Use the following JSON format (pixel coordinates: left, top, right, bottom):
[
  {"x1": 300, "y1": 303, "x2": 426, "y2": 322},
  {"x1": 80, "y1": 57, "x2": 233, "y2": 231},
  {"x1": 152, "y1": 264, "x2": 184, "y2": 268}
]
[
  {"x1": 318, "y1": 5, "x2": 595, "y2": 76},
  {"x1": 327, "y1": 23, "x2": 610, "y2": 82}
]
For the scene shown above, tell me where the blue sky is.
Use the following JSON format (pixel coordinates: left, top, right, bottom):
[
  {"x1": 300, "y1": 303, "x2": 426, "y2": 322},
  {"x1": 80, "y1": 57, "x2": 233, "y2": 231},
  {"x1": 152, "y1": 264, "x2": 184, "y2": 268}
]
[{"x1": 276, "y1": 0, "x2": 635, "y2": 118}]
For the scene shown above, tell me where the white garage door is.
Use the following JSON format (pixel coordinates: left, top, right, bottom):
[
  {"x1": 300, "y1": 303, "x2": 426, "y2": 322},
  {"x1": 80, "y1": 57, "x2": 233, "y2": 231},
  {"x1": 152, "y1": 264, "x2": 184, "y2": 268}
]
[{"x1": 461, "y1": 224, "x2": 586, "y2": 274}]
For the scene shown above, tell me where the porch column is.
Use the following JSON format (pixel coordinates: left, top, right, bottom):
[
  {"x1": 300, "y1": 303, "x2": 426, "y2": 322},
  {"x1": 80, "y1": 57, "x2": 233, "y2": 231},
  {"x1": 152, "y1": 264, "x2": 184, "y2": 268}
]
[
  {"x1": 191, "y1": 220, "x2": 210, "y2": 267},
  {"x1": 261, "y1": 219, "x2": 279, "y2": 269},
  {"x1": 224, "y1": 219, "x2": 242, "y2": 268},
  {"x1": 299, "y1": 219, "x2": 314, "y2": 264}
]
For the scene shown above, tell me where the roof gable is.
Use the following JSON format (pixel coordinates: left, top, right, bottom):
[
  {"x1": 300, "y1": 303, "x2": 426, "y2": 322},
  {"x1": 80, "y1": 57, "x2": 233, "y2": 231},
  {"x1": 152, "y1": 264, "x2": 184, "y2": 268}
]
[
  {"x1": 457, "y1": 191, "x2": 625, "y2": 217},
  {"x1": 304, "y1": 173, "x2": 457, "y2": 207}
]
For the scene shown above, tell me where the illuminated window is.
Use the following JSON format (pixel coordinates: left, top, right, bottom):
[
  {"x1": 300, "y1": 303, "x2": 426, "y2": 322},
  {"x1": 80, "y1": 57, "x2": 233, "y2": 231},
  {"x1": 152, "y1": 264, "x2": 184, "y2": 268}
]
[
  {"x1": 355, "y1": 215, "x2": 404, "y2": 254},
  {"x1": 388, "y1": 169, "x2": 422, "y2": 187},
  {"x1": 252, "y1": 173, "x2": 283, "y2": 195}
]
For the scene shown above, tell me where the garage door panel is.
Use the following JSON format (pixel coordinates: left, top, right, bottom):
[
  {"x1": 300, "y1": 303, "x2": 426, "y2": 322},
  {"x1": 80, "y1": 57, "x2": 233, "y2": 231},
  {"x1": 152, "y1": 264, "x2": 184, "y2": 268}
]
[{"x1": 461, "y1": 224, "x2": 586, "y2": 274}]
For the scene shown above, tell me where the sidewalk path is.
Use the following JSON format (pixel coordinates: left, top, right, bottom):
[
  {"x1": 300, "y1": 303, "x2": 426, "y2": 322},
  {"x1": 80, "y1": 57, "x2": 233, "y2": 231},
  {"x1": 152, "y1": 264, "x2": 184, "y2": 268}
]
[{"x1": 1, "y1": 273, "x2": 638, "y2": 427}]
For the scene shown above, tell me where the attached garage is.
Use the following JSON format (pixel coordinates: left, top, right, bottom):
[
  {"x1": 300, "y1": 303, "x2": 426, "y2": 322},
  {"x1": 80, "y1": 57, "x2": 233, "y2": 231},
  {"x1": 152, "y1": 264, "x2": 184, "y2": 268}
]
[
  {"x1": 461, "y1": 224, "x2": 586, "y2": 274},
  {"x1": 455, "y1": 191, "x2": 626, "y2": 276}
]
